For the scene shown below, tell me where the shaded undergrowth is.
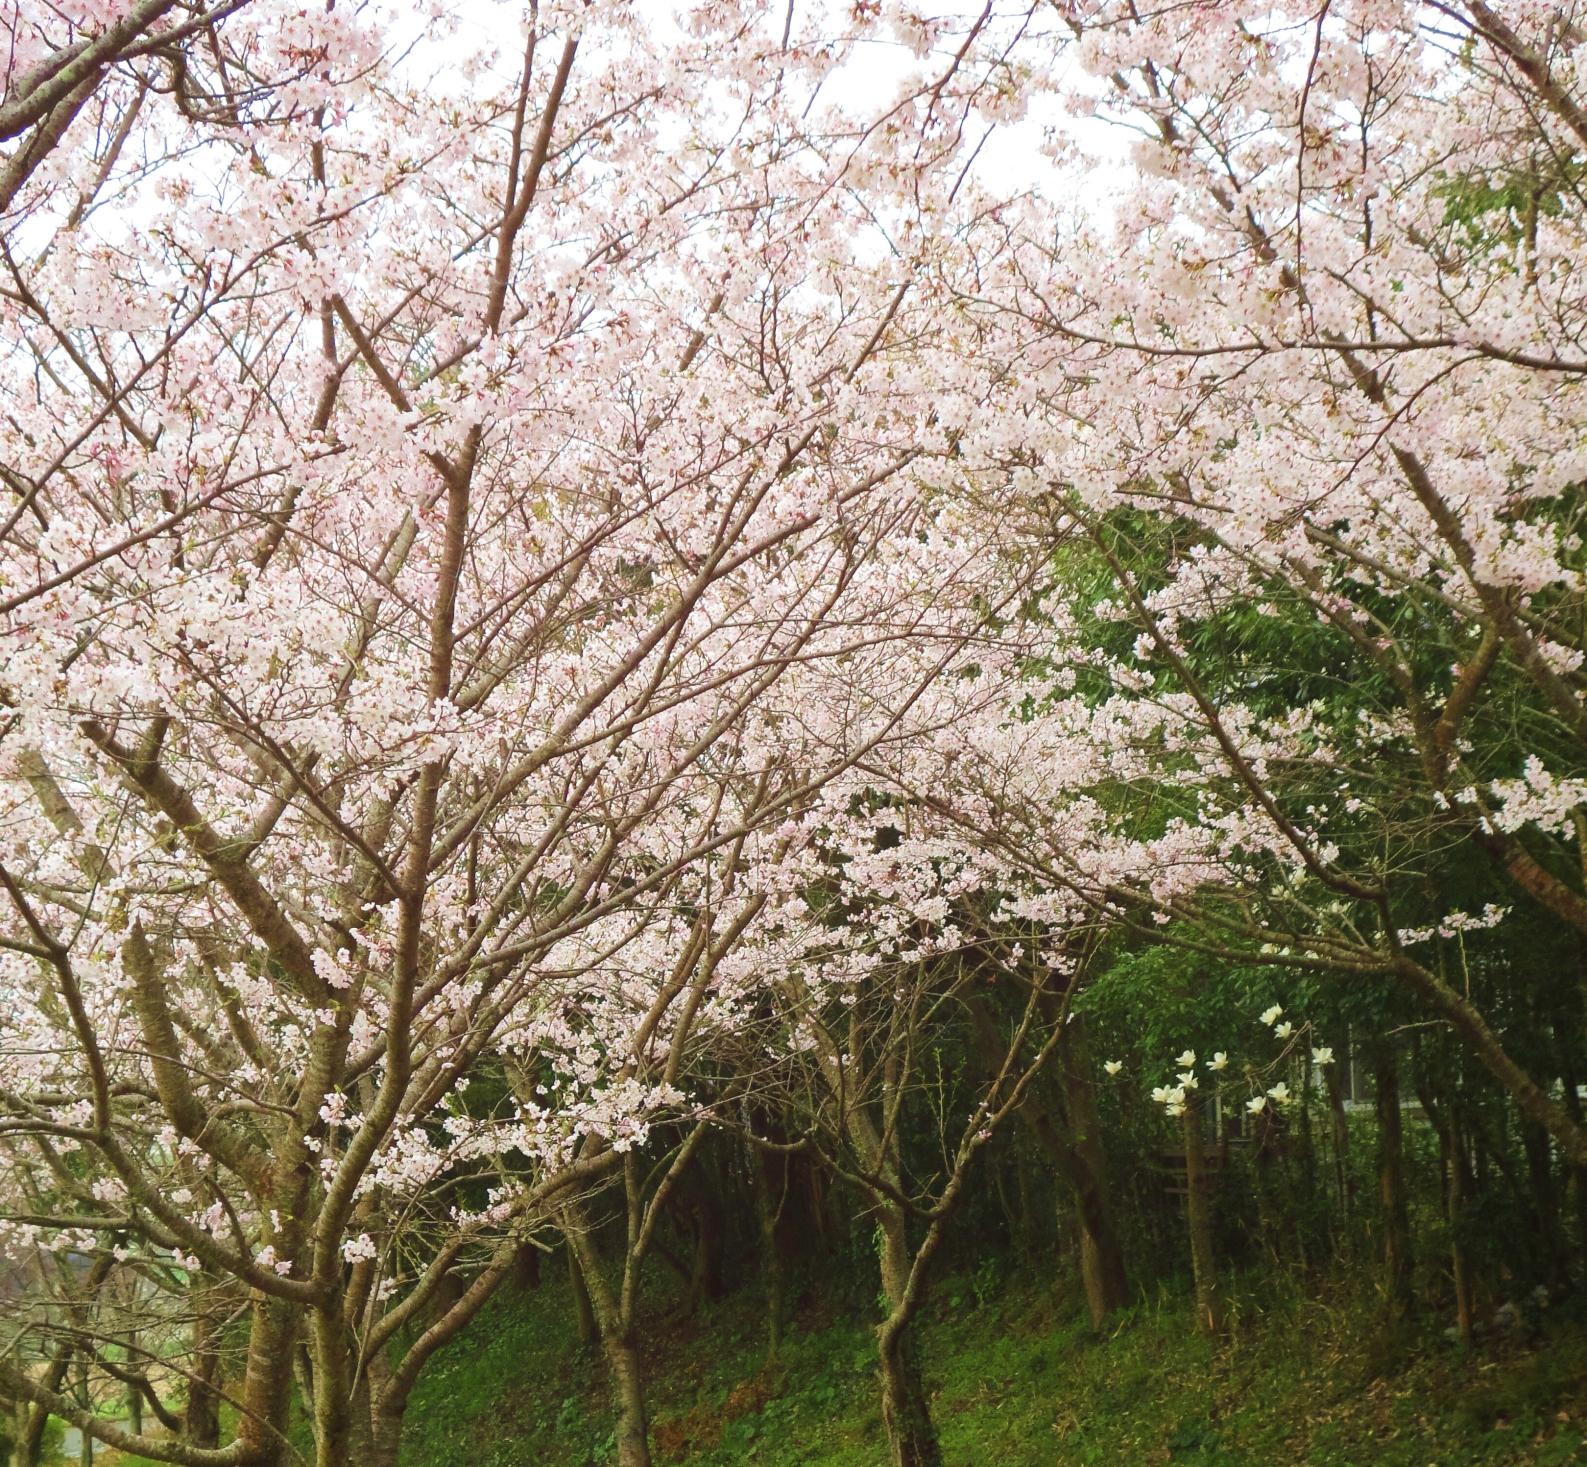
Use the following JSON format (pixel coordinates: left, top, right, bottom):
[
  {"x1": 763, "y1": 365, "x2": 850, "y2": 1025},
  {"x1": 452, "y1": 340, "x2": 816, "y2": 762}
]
[{"x1": 395, "y1": 1258, "x2": 1587, "y2": 1467}]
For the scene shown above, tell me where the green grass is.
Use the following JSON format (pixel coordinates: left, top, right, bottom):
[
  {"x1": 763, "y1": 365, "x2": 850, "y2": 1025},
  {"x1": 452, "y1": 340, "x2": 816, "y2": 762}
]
[{"x1": 396, "y1": 1262, "x2": 1587, "y2": 1467}]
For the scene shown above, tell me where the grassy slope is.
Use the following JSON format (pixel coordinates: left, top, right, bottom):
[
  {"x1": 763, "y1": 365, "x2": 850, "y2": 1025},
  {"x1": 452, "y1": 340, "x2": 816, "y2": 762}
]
[{"x1": 398, "y1": 1263, "x2": 1587, "y2": 1467}]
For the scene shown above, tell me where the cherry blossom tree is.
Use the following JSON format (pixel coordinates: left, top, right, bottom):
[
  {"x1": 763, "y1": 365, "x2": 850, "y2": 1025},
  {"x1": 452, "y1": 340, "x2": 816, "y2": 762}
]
[
  {"x1": 910, "y1": 0, "x2": 1587, "y2": 1170},
  {"x1": 0, "y1": 3, "x2": 1068, "y2": 1464}
]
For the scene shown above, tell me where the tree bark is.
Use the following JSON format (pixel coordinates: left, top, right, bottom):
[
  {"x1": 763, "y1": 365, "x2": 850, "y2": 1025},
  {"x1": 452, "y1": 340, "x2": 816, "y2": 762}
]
[
  {"x1": 327, "y1": 1352, "x2": 400, "y2": 1467},
  {"x1": 1373, "y1": 1045, "x2": 1414, "y2": 1318},
  {"x1": 604, "y1": 1330, "x2": 651, "y2": 1467},
  {"x1": 1181, "y1": 1098, "x2": 1224, "y2": 1334},
  {"x1": 1415, "y1": 1072, "x2": 1475, "y2": 1343},
  {"x1": 687, "y1": 1170, "x2": 726, "y2": 1308},
  {"x1": 1058, "y1": 1022, "x2": 1130, "y2": 1325},
  {"x1": 566, "y1": 1242, "x2": 597, "y2": 1348},
  {"x1": 967, "y1": 999, "x2": 1128, "y2": 1327},
  {"x1": 564, "y1": 1211, "x2": 652, "y2": 1467},
  {"x1": 1559, "y1": 1036, "x2": 1587, "y2": 1265},
  {"x1": 1521, "y1": 1117, "x2": 1566, "y2": 1287},
  {"x1": 1322, "y1": 1043, "x2": 1353, "y2": 1221},
  {"x1": 11, "y1": 1394, "x2": 40, "y2": 1467},
  {"x1": 185, "y1": 1306, "x2": 223, "y2": 1449},
  {"x1": 365, "y1": 1411, "x2": 404, "y2": 1467},
  {"x1": 875, "y1": 1206, "x2": 943, "y2": 1467},
  {"x1": 751, "y1": 1143, "x2": 786, "y2": 1361},
  {"x1": 76, "y1": 1362, "x2": 92, "y2": 1465}
]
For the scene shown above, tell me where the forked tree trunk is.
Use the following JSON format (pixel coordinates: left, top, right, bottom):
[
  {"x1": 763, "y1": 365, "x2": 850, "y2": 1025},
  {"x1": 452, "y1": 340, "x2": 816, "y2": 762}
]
[
  {"x1": 11, "y1": 1394, "x2": 39, "y2": 1467},
  {"x1": 751, "y1": 1144, "x2": 787, "y2": 1361},
  {"x1": 564, "y1": 1213, "x2": 653, "y2": 1467},
  {"x1": 874, "y1": 1207, "x2": 942, "y2": 1467},
  {"x1": 1058, "y1": 1029, "x2": 1130, "y2": 1327}
]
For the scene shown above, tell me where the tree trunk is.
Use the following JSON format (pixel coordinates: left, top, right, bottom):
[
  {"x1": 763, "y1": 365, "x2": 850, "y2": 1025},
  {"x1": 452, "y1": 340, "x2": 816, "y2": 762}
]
[
  {"x1": 566, "y1": 1242, "x2": 597, "y2": 1348},
  {"x1": 1416, "y1": 1072, "x2": 1475, "y2": 1344},
  {"x1": 359, "y1": 1341, "x2": 406, "y2": 1467},
  {"x1": 1058, "y1": 1023, "x2": 1130, "y2": 1326},
  {"x1": 1559, "y1": 1038, "x2": 1587, "y2": 1265},
  {"x1": 11, "y1": 1394, "x2": 40, "y2": 1467},
  {"x1": 564, "y1": 1210, "x2": 652, "y2": 1467},
  {"x1": 875, "y1": 1207, "x2": 943, "y2": 1467},
  {"x1": 1077, "y1": 1210, "x2": 1128, "y2": 1330},
  {"x1": 12, "y1": 1396, "x2": 49, "y2": 1467},
  {"x1": 366, "y1": 1409, "x2": 404, "y2": 1467},
  {"x1": 751, "y1": 1143, "x2": 786, "y2": 1361},
  {"x1": 310, "y1": 1301, "x2": 358, "y2": 1467},
  {"x1": 513, "y1": 1241, "x2": 542, "y2": 1291},
  {"x1": 1521, "y1": 1117, "x2": 1566, "y2": 1287},
  {"x1": 1448, "y1": 1124, "x2": 1475, "y2": 1344},
  {"x1": 346, "y1": 1367, "x2": 375, "y2": 1466},
  {"x1": 186, "y1": 1306, "x2": 223, "y2": 1449},
  {"x1": 1373, "y1": 1044, "x2": 1413, "y2": 1318},
  {"x1": 688, "y1": 1178, "x2": 726, "y2": 1307},
  {"x1": 1181, "y1": 1098, "x2": 1224, "y2": 1334},
  {"x1": 1322, "y1": 1046, "x2": 1352, "y2": 1222},
  {"x1": 75, "y1": 1361, "x2": 92, "y2": 1467},
  {"x1": 966, "y1": 997, "x2": 1128, "y2": 1327},
  {"x1": 11, "y1": 1336, "x2": 82, "y2": 1467},
  {"x1": 1013, "y1": 1136, "x2": 1036, "y2": 1257},
  {"x1": 604, "y1": 1331, "x2": 651, "y2": 1467}
]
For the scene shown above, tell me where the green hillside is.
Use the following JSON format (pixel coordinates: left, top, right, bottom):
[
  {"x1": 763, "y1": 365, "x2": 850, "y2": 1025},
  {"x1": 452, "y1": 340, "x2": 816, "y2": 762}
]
[{"x1": 397, "y1": 1264, "x2": 1587, "y2": 1467}]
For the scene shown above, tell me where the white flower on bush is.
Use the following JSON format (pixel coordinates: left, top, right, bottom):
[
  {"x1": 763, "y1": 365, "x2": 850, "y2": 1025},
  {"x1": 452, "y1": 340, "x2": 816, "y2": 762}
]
[
  {"x1": 1267, "y1": 1082, "x2": 1291, "y2": 1105},
  {"x1": 1259, "y1": 1005, "x2": 1283, "y2": 1026},
  {"x1": 1152, "y1": 1084, "x2": 1188, "y2": 1115},
  {"x1": 1103, "y1": 1059, "x2": 1123, "y2": 1076},
  {"x1": 1175, "y1": 1048, "x2": 1197, "y2": 1068},
  {"x1": 1207, "y1": 1052, "x2": 1228, "y2": 1071},
  {"x1": 1311, "y1": 1047, "x2": 1334, "y2": 1066},
  {"x1": 1246, "y1": 1094, "x2": 1268, "y2": 1115},
  {"x1": 1274, "y1": 1021, "x2": 1294, "y2": 1039},
  {"x1": 342, "y1": 1234, "x2": 378, "y2": 1264},
  {"x1": 1177, "y1": 1071, "x2": 1198, "y2": 1090}
]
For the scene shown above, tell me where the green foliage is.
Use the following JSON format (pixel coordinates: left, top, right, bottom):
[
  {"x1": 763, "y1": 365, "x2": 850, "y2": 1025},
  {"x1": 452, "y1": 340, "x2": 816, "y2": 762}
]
[{"x1": 396, "y1": 1255, "x2": 1587, "y2": 1467}]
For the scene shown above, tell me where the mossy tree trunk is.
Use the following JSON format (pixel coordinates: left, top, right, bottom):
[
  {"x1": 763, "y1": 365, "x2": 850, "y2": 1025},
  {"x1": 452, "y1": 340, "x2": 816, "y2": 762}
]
[
  {"x1": 562, "y1": 1202, "x2": 653, "y2": 1467},
  {"x1": 875, "y1": 1205, "x2": 943, "y2": 1467}
]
